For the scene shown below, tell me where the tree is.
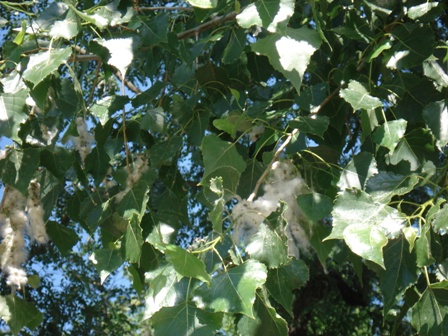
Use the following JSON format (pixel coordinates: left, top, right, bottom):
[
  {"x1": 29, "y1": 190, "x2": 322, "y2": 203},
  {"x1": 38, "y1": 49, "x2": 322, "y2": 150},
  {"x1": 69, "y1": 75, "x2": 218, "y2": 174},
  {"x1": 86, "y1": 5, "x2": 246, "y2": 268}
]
[{"x1": 0, "y1": 0, "x2": 448, "y2": 334}]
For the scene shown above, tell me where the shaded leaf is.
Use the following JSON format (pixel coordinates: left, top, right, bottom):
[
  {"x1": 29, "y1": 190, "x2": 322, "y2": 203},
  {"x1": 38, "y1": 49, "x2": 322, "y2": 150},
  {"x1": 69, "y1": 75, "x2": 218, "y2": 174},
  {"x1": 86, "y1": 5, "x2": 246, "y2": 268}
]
[
  {"x1": 366, "y1": 171, "x2": 419, "y2": 203},
  {"x1": 165, "y1": 245, "x2": 212, "y2": 285},
  {"x1": 297, "y1": 192, "x2": 333, "y2": 221},
  {"x1": 89, "y1": 249, "x2": 123, "y2": 284},
  {"x1": 124, "y1": 213, "x2": 144, "y2": 263},
  {"x1": 251, "y1": 27, "x2": 321, "y2": 94},
  {"x1": 46, "y1": 221, "x2": 79, "y2": 256},
  {"x1": 288, "y1": 115, "x2": 330, "y2": 138},
  {"x1": 416, "y1": 224, "x2": 436, "y2": 267},
  {"x1": 378, "y1": 237, "x2": 418, "y2": 315},
  {"x1": 200, "y1": 135, "x2": 246, "y2": 195},
  {"x1": 193, "y1": 260, "x2": 267, "y2": 317},
  {"x1": 265, "y1": 259, "x2": 308, "y2": 316},
  {"x1": 116, "y1": 180, "x2": 151, "y2": 220},
  {"x1": 152, "y1": 302, "x2": 223, "y2": 336},
  {"x1": 0, "y1": 294, "x2": 43, "y2": 335},
  {"x1": 237, "y1": 294, "x2": 288, "y2": 335},
  {"x1": 412, "y1": 285, "x2": 448, "y2": 336}
]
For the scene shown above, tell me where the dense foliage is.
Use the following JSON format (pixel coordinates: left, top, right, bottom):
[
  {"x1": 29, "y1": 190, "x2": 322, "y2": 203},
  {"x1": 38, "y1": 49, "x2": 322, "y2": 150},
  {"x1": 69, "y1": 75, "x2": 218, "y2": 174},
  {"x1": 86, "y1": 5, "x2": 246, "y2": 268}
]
[{"x1": 1, "y1": 0, "x2": 448, "y2": 334}]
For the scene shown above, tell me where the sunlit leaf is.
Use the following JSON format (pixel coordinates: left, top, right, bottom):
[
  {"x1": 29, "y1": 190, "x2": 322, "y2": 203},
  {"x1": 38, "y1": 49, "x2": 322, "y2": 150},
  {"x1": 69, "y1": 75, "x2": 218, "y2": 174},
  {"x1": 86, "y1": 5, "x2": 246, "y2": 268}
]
[
  {"x1": 186, "y1": 0, "x2": 217, "y2": 9},
  {"x1": 423, "y1": 99, "x2": 448, "y2": 149},
  {"x1": 246, "y1": 223, "x2": 289, "y2": 268},
  {"x1": 340, "y1": 80, "x2": 383, "y2": 111},
  {"x1": 251, "y1": 27, "x2": 321, "y2": 94},
  {"x1": 22, "y1": 48, "x2": 72, "y2": 86},
  {"x1": 237, "y1": 0, "x2": 295, "y2": 33},
  {"x1": 144, "y1": 264, "x2": 190, "y2": 319},
  {"x1": 337, "y1": 152, "x2": 378, "y2": 191},
  {"x1": 366, "y1": 171, "x2": 418, "y2": 203},
  {"x1": 165, "y1": 245, "x2": 212, "y2": 285},
  {"x1": 0, "y1": 91, "x2": 27, "y2": 141},
  {"x1": 372, "y1": 119, "x2": 407, "y2": 154},
  {"x1": 193, "y1": 260, "x2": 267, "y2": 317}
]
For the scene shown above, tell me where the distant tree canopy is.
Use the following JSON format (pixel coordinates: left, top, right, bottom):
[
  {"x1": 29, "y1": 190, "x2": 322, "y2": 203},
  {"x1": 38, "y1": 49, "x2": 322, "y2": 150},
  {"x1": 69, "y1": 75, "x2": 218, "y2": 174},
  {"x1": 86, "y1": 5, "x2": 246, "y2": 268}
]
[{"x1": 0, "y1": 0, "x2": 448, "y2": 334}]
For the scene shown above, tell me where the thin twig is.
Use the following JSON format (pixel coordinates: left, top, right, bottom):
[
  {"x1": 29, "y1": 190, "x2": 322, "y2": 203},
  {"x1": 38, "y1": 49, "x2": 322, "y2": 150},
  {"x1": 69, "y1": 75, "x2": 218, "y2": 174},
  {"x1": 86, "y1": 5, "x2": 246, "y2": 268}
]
[
  {"x1": 310, "y1": 83, "x2": 345, "y2": 114},
  {"x1": 247, "y1": 129, "x2": 299, "y2": 202},
  {"x1": 139, "y1": 6, "x2": 194, "y2": 11},
  {"x1": 177, "y1": 11, "x2": 237, "y2": 40}
]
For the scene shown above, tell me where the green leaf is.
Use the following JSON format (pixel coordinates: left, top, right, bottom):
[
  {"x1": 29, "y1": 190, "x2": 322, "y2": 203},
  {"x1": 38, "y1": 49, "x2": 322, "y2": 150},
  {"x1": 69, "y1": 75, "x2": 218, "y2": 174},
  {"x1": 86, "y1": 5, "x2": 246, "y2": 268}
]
[
  {"x1": 237, "y1": 0, "x2": 295, "y2": 33},
  {"x1": 22, "y1": 48, "x2": 72, "y2": 86},
  {"x1": 49, "y1": 9, "x2": 80, "y2": 40},
  {"x1": 98, "y1": 38, "x2": 134, "y2": 76},
  {"x1": 423, "y1": 59, "x2": 448, "y2": 88},
  {"x1": 344, "y1": 224, "x2": 388, "y2": 268},
  {"x1": 415, "y1": 224, "x2": 436, "y2": 267},
  {"x1": 200, "y1": 134, "x2": 246, "y2": 190},
  {"x1": 412, "y1": 285, "x2": 448, "y2": 336},
  {"x1": 152, "y1": 303, "x2": 223, "y2": 336},
  {"x1": 209, "y1": 177, "x2": 225, "y2": 233},
  {"x1": 193, "y1": 260, "x2": 267, "y2": 317},
  {"x1": 222, "y1": 28, "x2": 247, "y2": 64},
  {"x1": 310, "y1": 223, "x2": 334, "y2": 264},
  {"x1": 337, "y1": 152, "x2": 378, "y2": 191},
  {"x1": 366, "y1": 171, "x2": 418, "y2": 203},
  {"x1": 340, "y1": 80, "x2": 383, "y2": 111},
  {"x1": 237, "y1": 294, "x2": 288, "y2": 336},
  {"x1": 46, "y1": 221, "x2": 79, "y2": 256},
  {"x1": 423, "y1": 100, "x2": 448, "y2": 148},
  {"x1": 384, "y1": 23, "x2": 434, "y2": 70},
  {"x1": 13, "y1": 20, "x2": 26, "y2": 45},
  {"x1": 89, "y1": 95, "x2": 129, "y2": 125},
  {"x1": 149, "y1": 136, "x2": 183, "y2": 167},
  {"x1": 408, "y1": 2, "x2": 441, "y2": 20},
  {"x1": 144, "y1": 264, "x2": 190, "y2": 319},
  {"x1": 372, "y1": 119, "x2": 407, "y2": 154},
  {"x1": 141, "y1": 107, "x2": 165, "y2": 133},
  {"x1": 327, "y1": 190, "x2": 407, "y2": 268},
  {"x1": 0, "y1": 147, "x2": 40, "y2": 194},
  {"x1": 124, "y1": 214, "x2": 144, "y2": 263},
  {"x1": 85, "y1": 146, "x2": 110, "y2": 186},
  {"x1": 0, "y1": 294, "x2": 43, "y2": 335},
  {"x1": 116, "y1": 180, "x2": 151, "y2": 220},
  {"x1": 297, "y1": 192, "x2": 333, "y2": 221},
  {"x1": 431, "y1": 204, "x2": 448, "y2": 233},
  {"x1": 288, "y1": 115, "x2": 330, "y2": 138},
  {"x1": 0, "y1": 90, "x2": 27, "y2": 141},
  {"x1": 251, "y1": 27, "x2": 321, "y2": 94},
  {"x1": 165, "y1": 245, "x2": 212, "y2": 285},
  {"x1": 265, "y1": 259, "x2": 309, "y2": 316},
  {"x1": 246, "y1": 223, "x2": 289, "y2": 268},
  {"x1": 378, "y1": 237, "x2": 418, "y2": 315},
  {"x1": 89, "y1": 249, "x2": 124, "y2": 284},
  {"x1": 186, "y1": 0, "x2": 217, "y2": 9}
]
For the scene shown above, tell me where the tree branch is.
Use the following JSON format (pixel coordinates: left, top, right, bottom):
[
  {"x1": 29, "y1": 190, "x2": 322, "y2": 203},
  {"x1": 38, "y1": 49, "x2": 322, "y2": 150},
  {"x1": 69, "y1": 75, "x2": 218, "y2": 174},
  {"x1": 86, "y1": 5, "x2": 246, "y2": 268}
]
[
  {"x1": 247, "y1": 129, "x2": 299, "y2": 202},
  {"x1": 177, "y1": 11, "x2": 238, "y2": 40}
]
